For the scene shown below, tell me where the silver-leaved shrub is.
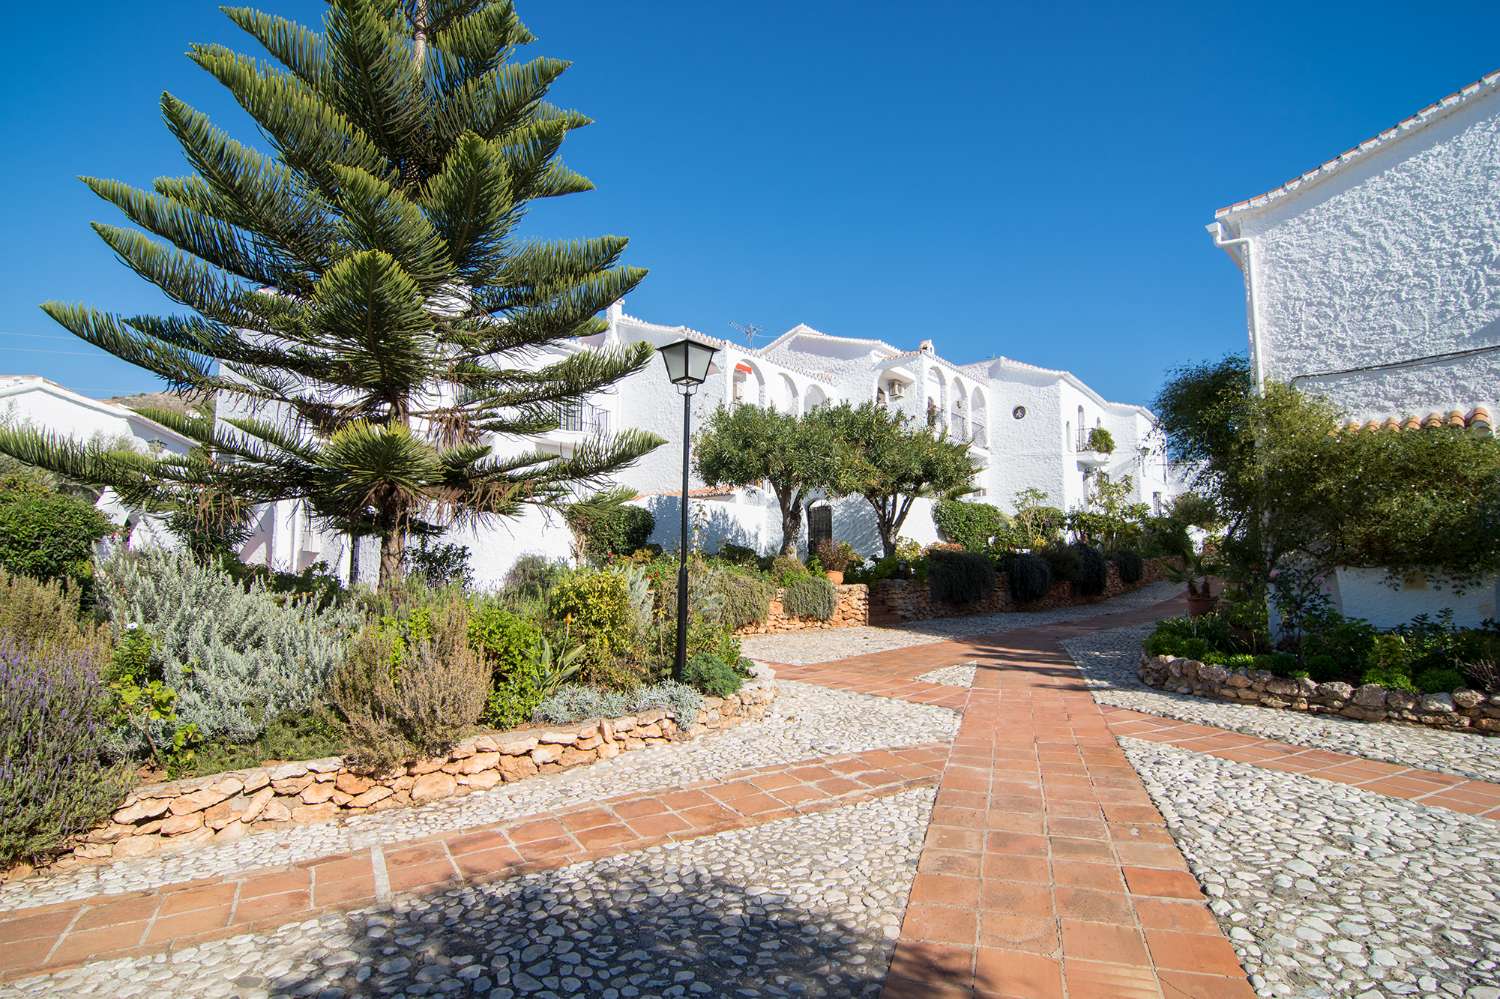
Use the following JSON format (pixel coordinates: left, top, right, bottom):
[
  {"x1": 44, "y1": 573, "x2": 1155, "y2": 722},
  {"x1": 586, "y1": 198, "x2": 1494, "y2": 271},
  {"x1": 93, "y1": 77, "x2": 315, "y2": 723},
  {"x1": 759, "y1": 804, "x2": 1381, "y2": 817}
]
[{"x1": 96, "y1": 547, "x2": 361, "y2": 744}]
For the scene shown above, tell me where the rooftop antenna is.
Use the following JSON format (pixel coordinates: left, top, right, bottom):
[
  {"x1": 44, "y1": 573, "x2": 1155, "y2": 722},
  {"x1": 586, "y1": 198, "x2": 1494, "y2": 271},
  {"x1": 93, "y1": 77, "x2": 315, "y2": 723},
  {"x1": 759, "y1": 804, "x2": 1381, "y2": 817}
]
[{"x1": 729, "y1": 322, "x2": 762, "y2": 347}]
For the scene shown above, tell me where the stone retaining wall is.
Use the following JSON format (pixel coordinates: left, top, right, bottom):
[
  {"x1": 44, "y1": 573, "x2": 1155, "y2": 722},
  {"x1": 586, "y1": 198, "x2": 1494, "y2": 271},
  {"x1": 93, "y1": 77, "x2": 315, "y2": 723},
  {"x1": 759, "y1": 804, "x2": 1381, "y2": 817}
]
[
  {"x1": 872, "y1": 557, "x2": 1174, "y2": 623},
  {"x1": 735, "y1": 584, "x2": 869, "y2": 635},
  {"x1": 1137, "y1": 653, "x2": 1500, "y2": 735},
  {"x1": 60, "y1": 667, "x2": 779, "y2": 868}
]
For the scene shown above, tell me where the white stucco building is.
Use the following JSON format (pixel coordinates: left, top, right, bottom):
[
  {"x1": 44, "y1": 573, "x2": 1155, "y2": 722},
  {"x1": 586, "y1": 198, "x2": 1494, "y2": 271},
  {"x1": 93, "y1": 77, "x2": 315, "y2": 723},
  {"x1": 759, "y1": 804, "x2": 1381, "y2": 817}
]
[
  {"x1": 374, "y1": 305, "x2": 1169, "y2": 587},
  {"x1": 1209, "y1": 68, "x2": 1500, "y2": 626},
  {"x1": 0, "y1": 375, "x2": 194, "y2": 546}
]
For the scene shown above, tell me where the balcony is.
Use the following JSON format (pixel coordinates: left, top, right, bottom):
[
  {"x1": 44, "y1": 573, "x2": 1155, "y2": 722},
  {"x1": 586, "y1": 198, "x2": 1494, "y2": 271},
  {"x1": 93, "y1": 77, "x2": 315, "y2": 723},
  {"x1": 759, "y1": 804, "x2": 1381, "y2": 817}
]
[
  {"x1": 556, "y1": 400, "x2": 610, "y2": 436},
  {"x1": 969, "y1": 422, "x2": 988, "y2": 450},
  {"x1": 1074, "y1": 429, "x2": 1111, "y2": 467}
]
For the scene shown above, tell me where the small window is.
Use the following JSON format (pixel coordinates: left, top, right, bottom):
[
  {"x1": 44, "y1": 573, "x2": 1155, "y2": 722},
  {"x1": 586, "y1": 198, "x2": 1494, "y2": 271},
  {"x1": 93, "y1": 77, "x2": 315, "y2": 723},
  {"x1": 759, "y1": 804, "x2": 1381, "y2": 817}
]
[{"x1": 1012, "y1": 405, "x2": 1026, "y2": 420}]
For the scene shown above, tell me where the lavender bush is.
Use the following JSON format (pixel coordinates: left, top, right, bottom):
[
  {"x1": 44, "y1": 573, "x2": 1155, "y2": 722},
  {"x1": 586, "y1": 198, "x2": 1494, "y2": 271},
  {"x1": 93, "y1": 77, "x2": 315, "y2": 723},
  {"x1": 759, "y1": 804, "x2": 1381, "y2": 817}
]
[{"x1": 0, "y1": 640, "x2": 131, "y2": 866}]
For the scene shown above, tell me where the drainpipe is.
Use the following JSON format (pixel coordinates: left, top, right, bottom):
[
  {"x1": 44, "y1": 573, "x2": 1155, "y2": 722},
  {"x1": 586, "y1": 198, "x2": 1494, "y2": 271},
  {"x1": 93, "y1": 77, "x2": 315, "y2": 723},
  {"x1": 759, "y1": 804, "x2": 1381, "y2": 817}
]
[{"x1": 1207, "y1": 220, "x2": 1266, "y2": 393}]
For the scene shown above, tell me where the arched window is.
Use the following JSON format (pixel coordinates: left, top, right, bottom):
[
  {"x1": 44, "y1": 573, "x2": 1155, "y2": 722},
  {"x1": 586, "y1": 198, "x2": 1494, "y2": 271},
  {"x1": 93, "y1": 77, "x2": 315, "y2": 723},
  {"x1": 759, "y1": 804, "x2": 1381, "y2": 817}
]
[{"x1": 1075, "y1": 406, "x2": 1086, "y2": 450}]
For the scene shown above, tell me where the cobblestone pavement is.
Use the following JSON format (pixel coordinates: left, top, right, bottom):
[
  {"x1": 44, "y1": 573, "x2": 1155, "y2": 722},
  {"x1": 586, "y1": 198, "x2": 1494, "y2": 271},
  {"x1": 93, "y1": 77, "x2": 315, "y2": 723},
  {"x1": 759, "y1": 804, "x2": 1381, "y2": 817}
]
[
  {"x1": 913, "y1": 664, "x2": 976, "y2": 688},
  {"x1": 1123, "y1": 738, "x2": 1500, "y2": 999},
  {"x1": 741, "y1": 581, "x2": 1182, "y2": 664},
  {"x1": 0, "y1": 789, "x2": 935, "y2": 999},
  {"x1": 1065, "y1": 624, "x2": 1500, "y2": 785},
  {"x1": 0, "y1": 681, "x2": 957, "y2": 912}
]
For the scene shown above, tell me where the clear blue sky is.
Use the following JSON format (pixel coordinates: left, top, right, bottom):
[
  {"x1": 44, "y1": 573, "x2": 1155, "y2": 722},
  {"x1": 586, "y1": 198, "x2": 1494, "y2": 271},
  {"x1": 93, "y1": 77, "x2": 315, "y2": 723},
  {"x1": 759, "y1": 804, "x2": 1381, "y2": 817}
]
[{"x1": 3, "y1": 1, "x2": 1497, "y2": 406}]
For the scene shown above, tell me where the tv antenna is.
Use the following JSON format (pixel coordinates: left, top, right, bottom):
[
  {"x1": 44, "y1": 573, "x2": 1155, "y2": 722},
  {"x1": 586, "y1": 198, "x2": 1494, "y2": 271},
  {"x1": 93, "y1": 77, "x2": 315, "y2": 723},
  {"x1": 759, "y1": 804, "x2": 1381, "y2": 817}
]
[{"x1": 729, "y1": 322, "x2": 762, "y2": 347}]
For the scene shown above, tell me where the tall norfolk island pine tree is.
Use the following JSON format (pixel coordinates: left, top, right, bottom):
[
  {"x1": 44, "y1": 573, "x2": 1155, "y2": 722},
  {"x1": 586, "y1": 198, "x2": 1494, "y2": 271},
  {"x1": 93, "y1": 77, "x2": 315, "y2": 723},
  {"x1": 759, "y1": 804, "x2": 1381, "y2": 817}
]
[{"x1": 0, "y1": 0, "x2": 662, "y2": 587}]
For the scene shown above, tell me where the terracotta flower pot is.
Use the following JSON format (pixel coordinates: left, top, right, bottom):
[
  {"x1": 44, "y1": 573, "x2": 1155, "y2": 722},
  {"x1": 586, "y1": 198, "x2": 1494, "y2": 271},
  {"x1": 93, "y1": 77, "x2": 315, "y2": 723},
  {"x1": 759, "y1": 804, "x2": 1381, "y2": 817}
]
[{"x1": 824, "y1": 570, "x2": 844, "y2": 585}]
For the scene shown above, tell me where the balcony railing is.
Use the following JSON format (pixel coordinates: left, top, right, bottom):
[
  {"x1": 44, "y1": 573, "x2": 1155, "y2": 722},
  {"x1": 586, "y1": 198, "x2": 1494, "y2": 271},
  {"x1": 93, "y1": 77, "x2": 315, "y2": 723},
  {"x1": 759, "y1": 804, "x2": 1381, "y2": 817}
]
[
  {"x1": 558, "y1": 400, "x2": 609, "y2": 435},
  {"x1": 970, "y1": 422, "x2": 987, "y2": 448}
]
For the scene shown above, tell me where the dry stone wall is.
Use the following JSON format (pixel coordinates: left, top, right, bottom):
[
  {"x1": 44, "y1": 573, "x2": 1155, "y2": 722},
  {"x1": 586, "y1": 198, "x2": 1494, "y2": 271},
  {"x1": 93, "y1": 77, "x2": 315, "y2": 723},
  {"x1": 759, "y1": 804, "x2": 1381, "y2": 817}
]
[
  {"x1": 735, "y1": 584, "x2": 869, "y2": 635},
  {"x1": 62, "y1": 669, "x2": 778, "y2": 867},
  {"x1": 1137, "y1": 653, "x2": 1500, "y2": 735}
]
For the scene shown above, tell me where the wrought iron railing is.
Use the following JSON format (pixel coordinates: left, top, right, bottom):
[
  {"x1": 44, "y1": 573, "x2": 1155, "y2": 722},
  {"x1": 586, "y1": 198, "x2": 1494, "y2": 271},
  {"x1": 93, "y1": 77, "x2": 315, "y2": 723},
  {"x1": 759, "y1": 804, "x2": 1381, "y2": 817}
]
[{"x1": 558, "y1": 401, "x2": 609, "y2": 435}]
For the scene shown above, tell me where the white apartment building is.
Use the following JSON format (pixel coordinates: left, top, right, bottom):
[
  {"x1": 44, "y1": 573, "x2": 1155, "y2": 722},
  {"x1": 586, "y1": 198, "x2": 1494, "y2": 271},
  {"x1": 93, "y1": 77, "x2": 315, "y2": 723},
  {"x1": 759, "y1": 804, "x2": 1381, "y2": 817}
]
[
  {"x1": 1209, "y1": 69, "x2": 1500, "y2": 626},
  {"x1": 236, "y1": 305, "x2": 1172, "y2": 588},
  {"x1": 8, "y1": 310, "x2": 1175, "y2": 588}
]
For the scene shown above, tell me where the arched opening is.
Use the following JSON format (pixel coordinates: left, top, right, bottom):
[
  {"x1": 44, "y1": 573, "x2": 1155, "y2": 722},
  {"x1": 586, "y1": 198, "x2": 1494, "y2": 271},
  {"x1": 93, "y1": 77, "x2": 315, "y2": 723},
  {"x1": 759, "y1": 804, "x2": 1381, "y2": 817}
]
[
  {"x1": 778, "y1": 373, "x2": 799, "y2": 414},
  {"x1": 1075, "y1": 405, "x2": 1086, "y2": 450},
  {"x1": 732, "y1": 360, "x2": 765, "y2": 407},
  {"x1": 970, "y1": 387, "x2": 987, "y2": 447},
  {"x1": 925, "y1": 369, "x2": 945, "y2": 430},
  {"x1": 803, "y1": 385, "x2": 828, "y2": 412},
  {"x1": 950, "y1": 386, "x2": 967, "y2": 442}
]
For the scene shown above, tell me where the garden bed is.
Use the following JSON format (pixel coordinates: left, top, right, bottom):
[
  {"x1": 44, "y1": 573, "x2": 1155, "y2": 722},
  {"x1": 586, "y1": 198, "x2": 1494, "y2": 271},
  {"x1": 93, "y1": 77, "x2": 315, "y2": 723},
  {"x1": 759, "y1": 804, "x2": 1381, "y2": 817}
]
[
  {"x1": 871, "y1": 557, "x2": 1175, "y2": 623},
  {"x1": 31, "y1": 665, "x2": 778, "y2": 873},
  {"x1": 1137, "y1": 653, "x2": 1499, "y2": 734},
  {"x1": 734, "y1": 584, "x2": 869, "y2": 634}
]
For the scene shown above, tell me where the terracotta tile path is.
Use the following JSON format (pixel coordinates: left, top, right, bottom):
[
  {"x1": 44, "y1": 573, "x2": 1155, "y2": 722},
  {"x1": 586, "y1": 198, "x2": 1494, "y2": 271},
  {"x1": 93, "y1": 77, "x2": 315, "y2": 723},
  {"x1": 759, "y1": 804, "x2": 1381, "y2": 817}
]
[
  {"x1": 0, "y1": 746, "x2": 946, "y2": 982},
  {"x1": 5, "y1": 591, "x2": 1498, "y2": 996},
  {"x1": 1102, "y1": 706, "x2": 1500, "y2": 819}
]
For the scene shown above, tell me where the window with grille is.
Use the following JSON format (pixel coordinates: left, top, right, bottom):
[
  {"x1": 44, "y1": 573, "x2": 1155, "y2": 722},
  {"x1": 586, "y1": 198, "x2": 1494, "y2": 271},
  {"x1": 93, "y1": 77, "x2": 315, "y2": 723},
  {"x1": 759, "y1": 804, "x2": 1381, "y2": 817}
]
[{"x1": 807, "y1": 505, "x2": 833, "y2": 553}]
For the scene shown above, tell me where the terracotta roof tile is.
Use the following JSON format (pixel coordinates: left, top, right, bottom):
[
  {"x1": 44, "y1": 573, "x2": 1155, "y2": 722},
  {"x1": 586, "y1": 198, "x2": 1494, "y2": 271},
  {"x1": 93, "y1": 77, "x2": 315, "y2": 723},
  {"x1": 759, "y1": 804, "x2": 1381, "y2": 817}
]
[{"x1": 1339, "y1": 406, "x2": 1492, "y2": 436}]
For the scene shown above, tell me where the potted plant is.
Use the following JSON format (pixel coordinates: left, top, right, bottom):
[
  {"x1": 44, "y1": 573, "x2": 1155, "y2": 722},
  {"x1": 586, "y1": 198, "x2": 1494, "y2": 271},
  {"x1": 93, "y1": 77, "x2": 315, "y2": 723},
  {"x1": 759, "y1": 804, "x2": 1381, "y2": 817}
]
[
  {"x1": 1163, "y1": 549, "x2": 1222, "y2": 617},
  {"x1": 816, "y1": 539, "x2": 856, "y2": 584},
  {"x1": 1085, "y1": 426, "x2": 1115, "y2": 455}
]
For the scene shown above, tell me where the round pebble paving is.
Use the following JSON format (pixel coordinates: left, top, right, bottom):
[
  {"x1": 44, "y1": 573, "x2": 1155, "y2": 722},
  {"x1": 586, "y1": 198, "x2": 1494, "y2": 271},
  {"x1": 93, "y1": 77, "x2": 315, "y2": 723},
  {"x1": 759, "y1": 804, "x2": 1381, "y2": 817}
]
[
  {"x1": 1123, "y1": 738, "x2": 1500, "y2": 999},
  {"x1": 0, "y1": 789, "x2": 936, "y2": 999},
  {"x1": 0, "y1": 681, "x2": 956, "y2": 912},
  {"x1": 1065, "y1": 625, "x2": 1500, "y2": 784},
  {"x1": 741, "y1": 581, "x2": 1181, "y2": 664}
]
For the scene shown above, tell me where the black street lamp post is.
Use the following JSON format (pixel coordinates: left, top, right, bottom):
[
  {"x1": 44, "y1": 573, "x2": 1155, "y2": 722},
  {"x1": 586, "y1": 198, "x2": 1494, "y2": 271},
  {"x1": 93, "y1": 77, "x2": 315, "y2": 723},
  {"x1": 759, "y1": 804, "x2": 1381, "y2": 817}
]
[{"x1": 657, "y1": 337, "x2": 719, "y2": 678}]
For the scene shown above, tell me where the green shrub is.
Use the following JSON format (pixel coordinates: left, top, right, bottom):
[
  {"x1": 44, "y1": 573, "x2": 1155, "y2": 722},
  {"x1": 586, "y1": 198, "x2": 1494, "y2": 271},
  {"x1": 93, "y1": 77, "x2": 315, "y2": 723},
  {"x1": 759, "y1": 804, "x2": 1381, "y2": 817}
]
[
  {"x1": 1071, "y1": 544, "x2": 1109, "y2": 597},
  {"x1": 0, "y1": 475, "x2": 113, "y2": 589},
  {"x1": 1006, "y1": 552, "x2": 1052, "y2": 603},
  {"x1": 548, "y1": 569, "x2": 637, "y2": 662},
  {"x1": 1361, "y1": 665, "x2": 1418, "y2": 693},
  {"x1": 403, "y1": 538, "x2": 474, "y2": 589},
  {"x1": 568, "y1": 500, "x2": 655, "y2": 565},
  {"x1": 1140, "y1": 516, "x2": 1192, "y2": 558},
  {"x1": 469, "y1": 604, "x2": 549, "y2": 729},
  {"x1": 189, "y1": 707, "x2": 346, "y2": 777},
  {"x1": 504, "y1": 554, "x2": 567, "y2": 599},
  {"x1": 716, "y1": 542, "x2": 758, "y2": 565},
  {"x1": 1144, "y1": 614, "x2": 1235, "y2": 659},
  {"x1": 96, "y1": 548, "x2": 361, "y2": 748},
  {"x1": 708, "y1": 568, "x2": 775, "y2": 630},
  {"x1": 771, "y1": 554, "x2": 811, "y2": 586},
  {"x1": 1085, "y1": 426, "x2": 1115, "y2": 454},
  {"x1": 933, "y1": 500, "x2": 1009, "y2": 552},
  {"x1": 0, "y1": 567, "x2": 110, "y2": 658},
  {"x1": 332, "y1": 591, "x2": 488, "y2": 770},
  {"x1": 1300, "y1": 611, "x2": 1377, "y2": 676},
  {"x1": 1, "y1": 638, "x2": 133, "y2": 866},
  {"x1": 782, "y1": 575, "x2": 836, "y2": 620},
  {"x1": 1038, "y1": 542, "x2": 1081, "y2": 584},
  {"x1": 1112, "y1": 550, "x2": 1144, "y2": 585},
  {"x1": 927, "y1": 548, "x2": 996, "y2": 606},
  {"x1": 681, "y1": 651, "x2": 748, "y2": 697},
  {"x1": 1413, "y1": 667, "x2": 1465, "y2": 694}
]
